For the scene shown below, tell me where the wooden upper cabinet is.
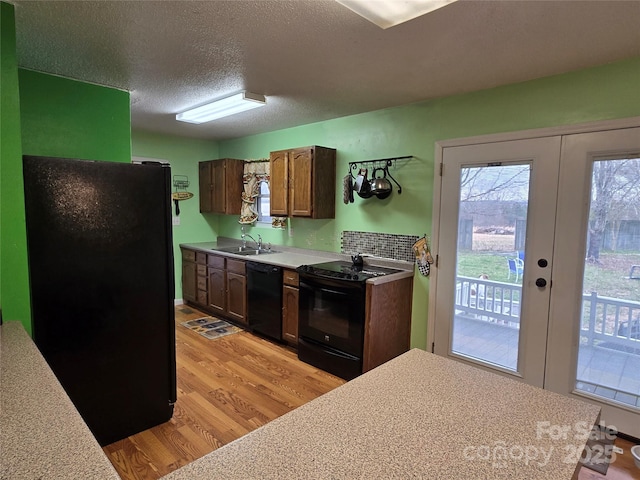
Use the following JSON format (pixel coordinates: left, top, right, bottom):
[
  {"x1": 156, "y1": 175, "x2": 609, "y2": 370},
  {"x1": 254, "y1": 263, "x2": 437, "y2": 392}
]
[
  {"x1": 268, "y1": 146, "x2": 336, "y2": 219},
  {"x1": 290, "y1": 148, "x2": 313, "y2": 217},
  {"x1": 199, "y1": 158, "x2": 245, "y2": 214},
  {"x1": 198, "y1": 162, "x2": 212, "y2": 213},
  {"x1": 269, "y1": 149, "x2": 289, "y2": 216}
]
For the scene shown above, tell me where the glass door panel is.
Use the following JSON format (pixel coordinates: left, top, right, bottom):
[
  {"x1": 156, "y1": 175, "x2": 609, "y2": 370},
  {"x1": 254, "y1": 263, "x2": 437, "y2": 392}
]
[
  {"x1": 576, "y1": 157, "x2": 640, "y2": 409},
  {"x1": 451, "y1": 164, "x2": 530, "y2": 371},
  {"x1": 547, "y1": 126, "x2": 640, "y2": 439},
  {"x1": 433, "y1": 136, "x2": 560, "y2": 387}
]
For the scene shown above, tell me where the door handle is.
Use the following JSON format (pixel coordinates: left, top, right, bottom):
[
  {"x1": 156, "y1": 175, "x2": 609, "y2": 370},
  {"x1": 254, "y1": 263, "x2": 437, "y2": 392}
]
[{"x1": 535, "y1": 278, "x2": 547, "y2": 288}]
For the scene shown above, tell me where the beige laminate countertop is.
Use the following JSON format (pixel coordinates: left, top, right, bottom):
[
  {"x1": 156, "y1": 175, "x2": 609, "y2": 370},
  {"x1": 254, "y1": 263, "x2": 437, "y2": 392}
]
[
  {"x1": 180, "y1": 240, "x2": 414, "y2": 284},
  {"x1": 0, "y1": 321, "x2": 120, "y2": 480},
  {"x1": 2, "y1": 322, "x2": 600, "y2": 479},
  {"x1": 163, "y1": 348, "x2": 600, "y2": 480}
]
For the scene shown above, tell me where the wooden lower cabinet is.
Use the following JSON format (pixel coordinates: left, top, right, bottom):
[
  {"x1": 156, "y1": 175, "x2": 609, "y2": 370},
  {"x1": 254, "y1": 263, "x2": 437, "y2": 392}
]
[
  {"x1": 182, "y1": 247, "x2": 413, "y2": 371},
  {"x1": 282, "y1": 285, "x2": 299, "y2": 345},
  {"x1": 226, "y1": 259, "x2": 247, "y2": 325},
  {"x1": 181, "y1": 247, "x2": 247, "y2": 325},
  {"x1": 207, "y1": 267, "x2": 225, "y2": 314},
  {"x1": 282, "y1": 269, "x2": 299, "y2": 345},
  {"x1": 182, "y1": 261, "x2": 197, "y2": 303},
  {"x1": 362, "y1": 276, "x2": 414, "y2": 373}
]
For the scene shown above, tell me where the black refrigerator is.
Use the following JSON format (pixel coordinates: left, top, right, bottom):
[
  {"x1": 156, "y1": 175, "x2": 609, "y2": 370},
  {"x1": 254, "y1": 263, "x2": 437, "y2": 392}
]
[{"x1": 23, "y1": 155, "x2": 177, "y2": 446}]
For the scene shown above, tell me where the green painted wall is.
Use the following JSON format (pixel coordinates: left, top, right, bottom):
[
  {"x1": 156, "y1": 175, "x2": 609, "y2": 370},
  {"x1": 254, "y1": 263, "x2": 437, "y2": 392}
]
[
  {"x1": 214, "y1": 57, "x2": 640, "y2": 349},
  {"x1": 131, "y1": 130, "x2": 220, "y2": 299},
  {"x1": 0, "y1": 41, "x2": 131, "y2": 335},
  {"x1": 19, "y1": 69, "x2": 131, "y2": 161},
  {"x1": 0, "y1": 2, "x2": 30, "y2": 332}
]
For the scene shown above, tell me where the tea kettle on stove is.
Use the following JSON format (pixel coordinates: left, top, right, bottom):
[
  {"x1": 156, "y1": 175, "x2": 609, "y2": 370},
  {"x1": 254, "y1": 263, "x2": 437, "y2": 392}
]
[{"x1": 351, "y1": 253, "x2": 364, "y2": 267}]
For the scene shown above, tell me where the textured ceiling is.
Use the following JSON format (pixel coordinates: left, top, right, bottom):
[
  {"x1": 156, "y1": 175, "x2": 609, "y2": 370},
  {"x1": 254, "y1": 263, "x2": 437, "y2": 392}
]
[{"x1": 10, "y1": 0, "x2": 640, "y2": 141}]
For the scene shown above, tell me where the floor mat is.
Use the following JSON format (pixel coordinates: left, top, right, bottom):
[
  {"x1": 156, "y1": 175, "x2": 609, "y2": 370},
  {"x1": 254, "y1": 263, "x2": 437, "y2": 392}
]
[
  {"x1": 181, "y1": 316, "x2": 242, "y2": 340},
  {"x1": 581, "y1": 426, "x2": 615, "y2": 475}
]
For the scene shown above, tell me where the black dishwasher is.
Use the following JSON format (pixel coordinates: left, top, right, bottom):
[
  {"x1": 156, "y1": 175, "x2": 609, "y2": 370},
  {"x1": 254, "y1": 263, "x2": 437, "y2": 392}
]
[{"x1": 247, "y1": 262, "x2": 283, "y2": 341}]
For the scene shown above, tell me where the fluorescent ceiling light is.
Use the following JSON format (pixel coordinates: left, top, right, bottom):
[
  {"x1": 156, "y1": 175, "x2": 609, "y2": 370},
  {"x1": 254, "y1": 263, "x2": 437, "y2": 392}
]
[
  {"x1": 336, "y1": 0, "x2": 457, "y2": 29},
  {"x1": 176, "y1": 91, "x2": 266, "y2": 124}
]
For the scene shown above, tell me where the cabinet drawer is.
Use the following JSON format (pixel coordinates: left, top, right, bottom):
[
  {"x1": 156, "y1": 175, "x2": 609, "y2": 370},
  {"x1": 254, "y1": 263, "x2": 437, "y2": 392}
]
[
  {"x1": 182, "y1": 249, "x2": 196, "y2": 262},
  {"x1": 196, "y1": 289, "x2": 207, "y2": 305},
  {"x1": 196, "y1": 252, "x2": 207, "y2": 264},
  {"x1": 227, "y1": 259, "x2": 246, "y2": 275},
  {"x1": 208, "y1": 254, "x2": 225, "y2": 269},
  {"x1": 196, "y1": 264, "x2": 207, "y2": 276},
  {"x1": 283, "y1": 269, "x2": 299, "y2": 286},
  {"x1": 196, "y1": 276, "x2": 207, "y2": 291}
]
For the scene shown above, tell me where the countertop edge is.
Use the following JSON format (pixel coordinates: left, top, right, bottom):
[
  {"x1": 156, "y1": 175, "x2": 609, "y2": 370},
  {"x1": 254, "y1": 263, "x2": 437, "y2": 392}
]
[{"x1": 0, "y1": 321, "x2": 120, "y2": 480}]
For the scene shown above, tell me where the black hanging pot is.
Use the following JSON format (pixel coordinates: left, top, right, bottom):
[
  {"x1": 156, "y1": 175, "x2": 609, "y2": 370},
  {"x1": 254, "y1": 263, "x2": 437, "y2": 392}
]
[
  {"x1": 356, "y1": 168, "x2": 374, "y2": 198},
  {"x1": 369, "y1": 167, "x2": 392, "y2": 199}
]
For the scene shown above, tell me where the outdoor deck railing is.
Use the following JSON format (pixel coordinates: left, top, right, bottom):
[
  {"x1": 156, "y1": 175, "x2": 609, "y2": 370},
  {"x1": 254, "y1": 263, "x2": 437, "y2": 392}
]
[
  {"x1": 455, "y1": 276, "x2": 640, "y2": 351},
  {"x1": 581, "y1": 292, "x2": 640, "y2": 348},
  {"x1": 455, "y1": 276, "x2": 521, "y2": 326}
]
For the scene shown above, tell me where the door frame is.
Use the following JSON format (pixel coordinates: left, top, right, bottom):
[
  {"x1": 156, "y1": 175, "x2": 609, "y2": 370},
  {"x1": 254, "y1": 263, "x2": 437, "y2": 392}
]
[{"x1": 428, "y1": 116, "x2": 640, "y2": 353}]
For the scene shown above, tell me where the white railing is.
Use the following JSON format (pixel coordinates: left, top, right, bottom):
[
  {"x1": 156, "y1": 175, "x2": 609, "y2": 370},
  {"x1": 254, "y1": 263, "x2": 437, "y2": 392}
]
[
  {"x1": 455, "y1": 276, "x2": 521, "y2": 326},
  {"x1": 454, "y1": 277, "x2": 640, "y2": 352},
  {"x1": 581, "y1": 292, "x2": 640, "y2": 350}
]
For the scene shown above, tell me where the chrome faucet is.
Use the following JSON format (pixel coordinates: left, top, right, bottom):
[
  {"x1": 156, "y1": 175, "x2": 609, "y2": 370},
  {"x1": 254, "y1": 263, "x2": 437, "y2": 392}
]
[{"x1": 240, "y1": 226, "x2": 262, "y2": 249}]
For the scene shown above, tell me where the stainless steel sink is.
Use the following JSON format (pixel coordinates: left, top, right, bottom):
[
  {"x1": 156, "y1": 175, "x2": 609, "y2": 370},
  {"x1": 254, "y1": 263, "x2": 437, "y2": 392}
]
[{"x1": 213, "y1": 246, "x2": 279, "y2": 256}]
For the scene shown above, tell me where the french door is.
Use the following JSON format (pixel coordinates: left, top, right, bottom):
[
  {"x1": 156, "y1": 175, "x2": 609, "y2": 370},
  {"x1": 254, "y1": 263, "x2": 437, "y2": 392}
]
[{"x1": 431, "y1": 123, "x2": 640, "y2": 437}]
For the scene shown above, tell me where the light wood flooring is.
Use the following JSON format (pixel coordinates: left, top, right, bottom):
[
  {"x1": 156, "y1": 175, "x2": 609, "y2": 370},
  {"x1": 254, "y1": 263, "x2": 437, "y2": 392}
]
[
  {"x1": 104, "y1": 306, "x2": 640, "y2": 480},
  {"x1": 103, "y1": 306, "x2": 345, "y2": 479},
  {"x1": 576, "y1": 435, "x2": 637, "y2": 480}
]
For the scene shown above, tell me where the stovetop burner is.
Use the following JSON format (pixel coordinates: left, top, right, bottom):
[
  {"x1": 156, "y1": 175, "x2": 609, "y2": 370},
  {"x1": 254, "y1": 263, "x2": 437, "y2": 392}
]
[{"x1": 296, "y1": 261, "x2": 401, "y2": 282}]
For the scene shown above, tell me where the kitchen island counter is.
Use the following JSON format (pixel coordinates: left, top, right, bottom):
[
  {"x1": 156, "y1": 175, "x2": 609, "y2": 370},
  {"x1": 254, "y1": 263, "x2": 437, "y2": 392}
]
[
  {"x1": 163, "y1": 348, "x2": 600, "y2": 480},
  {"x1": 0, "y1": 321, "x2": 120, "y2": 480}
]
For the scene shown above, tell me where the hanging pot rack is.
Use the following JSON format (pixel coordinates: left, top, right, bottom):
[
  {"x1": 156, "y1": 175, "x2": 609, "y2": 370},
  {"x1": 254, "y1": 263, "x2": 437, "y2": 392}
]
[{"x1": 348, "y1": 155, "x2": 412, "y2": 194}]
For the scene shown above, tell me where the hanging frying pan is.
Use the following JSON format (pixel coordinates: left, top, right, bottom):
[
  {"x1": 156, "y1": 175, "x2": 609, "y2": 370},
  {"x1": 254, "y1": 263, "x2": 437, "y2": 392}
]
[{"x1": 171, "y1": 191, "x2": 193, "y2": 215}]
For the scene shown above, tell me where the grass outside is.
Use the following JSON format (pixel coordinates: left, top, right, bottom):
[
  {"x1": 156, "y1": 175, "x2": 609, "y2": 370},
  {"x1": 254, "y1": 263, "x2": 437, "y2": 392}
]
[{"x1": 458, "y1": 233, "x2": 640, "y2": 299}]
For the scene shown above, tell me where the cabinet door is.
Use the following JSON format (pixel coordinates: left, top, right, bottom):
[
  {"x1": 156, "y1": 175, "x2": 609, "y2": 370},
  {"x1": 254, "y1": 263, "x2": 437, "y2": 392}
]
[
  {"x1": 290, "y1": 148, "x2": 313, "y2": 217},
  {"x1": 226, "y1": 272, "x2": 247, "y2": 324},
  {"x1": 198, "y1": 161, "x2": 212, "y2": 213},
  {"x1": 282, "y1": 285, "x2": 299, "y2": 345},
  {"x1": 269, "y1": 150, "x2": 288, "y2": 216},
  {"x1": 210, "y1": 160, "x2": 227, "y2": 214},
  {"x1": 208, "y1": 267, "x2": 226, "y2": 313},
  {"x1": 182, "y1": 261, "x2": 197, "y2": 303}
]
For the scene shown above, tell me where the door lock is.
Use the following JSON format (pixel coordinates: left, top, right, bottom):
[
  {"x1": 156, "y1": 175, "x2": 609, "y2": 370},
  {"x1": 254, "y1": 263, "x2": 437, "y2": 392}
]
[{"x1": 535, "y1": 278, "x2": 547, "y2": 288}]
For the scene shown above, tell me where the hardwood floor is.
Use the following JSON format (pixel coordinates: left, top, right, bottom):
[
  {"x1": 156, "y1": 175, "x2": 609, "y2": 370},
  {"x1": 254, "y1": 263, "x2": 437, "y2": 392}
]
[
  {"x1": 102, "y1": 306, "x2": 345, "y2": 479},
  {"x1": 103, "y1": 305, "x2": 640, "y2": 479},
  {"x1": 576, "y1": 436, "x2": 638, "y2": 480}
]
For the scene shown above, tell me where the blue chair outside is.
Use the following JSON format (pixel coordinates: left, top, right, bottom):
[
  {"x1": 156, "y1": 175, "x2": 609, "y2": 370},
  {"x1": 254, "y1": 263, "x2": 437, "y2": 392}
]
[
  {"x1": 517, "y1": 250, "x2": 525, "y2": 262},
  {"x1": 507, "y1": 258, "x2": 524, "y2": 282}
]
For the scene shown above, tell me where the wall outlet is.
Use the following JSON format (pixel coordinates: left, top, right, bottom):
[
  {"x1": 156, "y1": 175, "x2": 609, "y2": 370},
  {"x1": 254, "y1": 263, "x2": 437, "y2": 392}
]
[{"x1": 172, "y1": 216, "x2": 180, "y2": 226}]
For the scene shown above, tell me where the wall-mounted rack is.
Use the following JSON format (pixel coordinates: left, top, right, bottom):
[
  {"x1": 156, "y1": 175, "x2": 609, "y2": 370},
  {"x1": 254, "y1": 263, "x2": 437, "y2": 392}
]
[{"x1": 348, "y1": 155, "x2": 412, "y2": 194}]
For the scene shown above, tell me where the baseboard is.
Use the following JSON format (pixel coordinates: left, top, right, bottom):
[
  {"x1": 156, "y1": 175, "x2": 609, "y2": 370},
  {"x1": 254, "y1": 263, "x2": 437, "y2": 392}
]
[{"x1": 174, "y1": 298, "x2": 184, "y2": 306}]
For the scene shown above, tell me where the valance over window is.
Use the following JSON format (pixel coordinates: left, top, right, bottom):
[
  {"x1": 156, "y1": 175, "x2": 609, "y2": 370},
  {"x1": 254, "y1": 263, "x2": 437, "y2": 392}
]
[{"x1": 239, "y1": 161, "x2": 269, "y2": 225}]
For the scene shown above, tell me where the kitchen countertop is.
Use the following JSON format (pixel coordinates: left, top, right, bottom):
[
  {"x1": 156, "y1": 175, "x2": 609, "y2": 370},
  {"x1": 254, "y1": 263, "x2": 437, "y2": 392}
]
[
  {"x1": 180, "y1": 239, "x2": 414, "y2": 284},
  {"x1": 163, "y1": 348, "x2": 600, "y2": 480},
  {"x1": 1, "y1": 322, "x2": 600, "y2": 479},
  {"x1": 0, "y1": 321, "x2": 120, "y2": 480}
]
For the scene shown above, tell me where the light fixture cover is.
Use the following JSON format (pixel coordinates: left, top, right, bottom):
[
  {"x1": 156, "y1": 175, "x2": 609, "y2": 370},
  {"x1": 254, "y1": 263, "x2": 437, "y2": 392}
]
[
  {"x1": 336, "y1": 0, "x2": 456, "y2": 29},
  {"x1": 176, "y1": 91, "x2": 266, "y2": 124}
]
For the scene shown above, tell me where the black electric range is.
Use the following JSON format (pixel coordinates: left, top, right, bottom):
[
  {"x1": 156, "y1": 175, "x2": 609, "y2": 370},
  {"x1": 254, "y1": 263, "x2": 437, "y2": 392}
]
[{"x1": 296, "y1": 260, "x2": 401, "y2": 282}]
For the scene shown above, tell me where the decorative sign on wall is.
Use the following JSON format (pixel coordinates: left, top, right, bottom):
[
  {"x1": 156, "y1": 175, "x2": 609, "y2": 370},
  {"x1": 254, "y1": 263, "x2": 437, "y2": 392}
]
[{"x1": 172, "y1": 175, "x2": 193, "y2": 216}]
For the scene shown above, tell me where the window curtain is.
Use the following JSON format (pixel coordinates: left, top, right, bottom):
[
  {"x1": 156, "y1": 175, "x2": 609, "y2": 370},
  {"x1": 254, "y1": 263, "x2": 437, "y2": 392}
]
[{"x1": 239, "y1": 161, "x2": 269, "y2": 225}]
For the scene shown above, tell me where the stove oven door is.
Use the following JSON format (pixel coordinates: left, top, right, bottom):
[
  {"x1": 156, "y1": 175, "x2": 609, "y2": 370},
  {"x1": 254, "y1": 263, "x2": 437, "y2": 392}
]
[{"x1": 297, "y1": 275, "x2": 365, "y2": 357}]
